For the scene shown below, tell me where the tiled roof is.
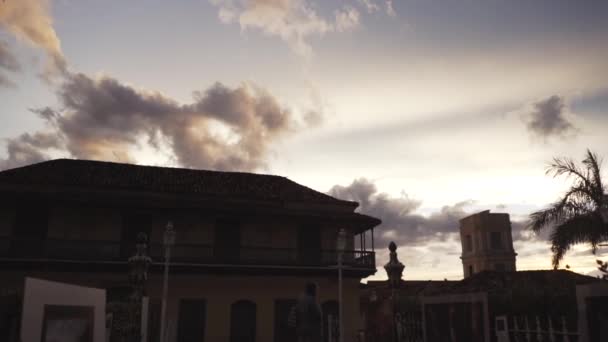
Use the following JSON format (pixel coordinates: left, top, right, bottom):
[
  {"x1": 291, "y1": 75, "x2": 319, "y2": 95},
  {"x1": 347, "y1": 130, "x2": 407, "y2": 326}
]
[
  {"x1": 0, "y1": 159, "x2": 355, "y2": 206},
  {"x1": 363, "y1": 279, "x2": 458, "y2": 297},
  {"x1": 424, "y1": 270, "x2": 599, "y2": 295}
]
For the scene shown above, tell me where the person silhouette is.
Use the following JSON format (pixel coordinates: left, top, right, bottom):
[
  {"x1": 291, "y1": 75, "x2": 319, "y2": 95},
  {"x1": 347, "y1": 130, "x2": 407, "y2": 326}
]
[{"x1": 291, "y1": 282, "x2": 323, "y2": 342}]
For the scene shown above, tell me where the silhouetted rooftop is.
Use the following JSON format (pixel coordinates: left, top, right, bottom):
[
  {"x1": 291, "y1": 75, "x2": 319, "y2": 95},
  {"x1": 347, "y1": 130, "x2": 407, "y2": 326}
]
[
  {"x1": 364, "y1": 279, "x2": 458, "y2": 296},
  {"x1": 0, "y1": 159, "x2": 356, "y2": 206},
  {"x1": 424, "y1": 270, "x2": 599, "y2": 295}
]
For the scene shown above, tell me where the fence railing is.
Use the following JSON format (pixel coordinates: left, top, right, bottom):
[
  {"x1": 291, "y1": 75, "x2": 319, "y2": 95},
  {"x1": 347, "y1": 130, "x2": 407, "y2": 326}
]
[
  {"x1": 0, "y1": 237, "x2": 375, "y2": 269},
  {"x1": 395, "y1": 312, "x2": 424, "y2": 342},
  {"x1": 495, "y1": 315, "x2": 579, "y2": 342}
]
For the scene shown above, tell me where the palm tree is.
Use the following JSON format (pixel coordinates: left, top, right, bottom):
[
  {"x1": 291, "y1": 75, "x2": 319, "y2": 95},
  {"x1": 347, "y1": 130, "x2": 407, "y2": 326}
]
[{"x1": 528, "y1": 149, "x2": 608, "y2": 268}]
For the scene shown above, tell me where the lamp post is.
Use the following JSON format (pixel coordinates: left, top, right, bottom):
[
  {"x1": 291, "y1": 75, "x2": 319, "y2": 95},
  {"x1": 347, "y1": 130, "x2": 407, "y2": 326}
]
[
  {"x1": 336, "y1": 228, "x2": 347, "y2": 342},
  {"x1": 160, "y1": 221, "x2": 175, "y2": 342},
  {"x1": 128, "y1": 232, "x2": 152, "y2": 342}
]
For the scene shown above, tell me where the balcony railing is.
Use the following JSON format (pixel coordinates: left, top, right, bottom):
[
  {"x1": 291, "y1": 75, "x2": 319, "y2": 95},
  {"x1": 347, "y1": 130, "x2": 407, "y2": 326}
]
[{"x1": 0, "y1": 237, "x2": 375, "y2": 269}]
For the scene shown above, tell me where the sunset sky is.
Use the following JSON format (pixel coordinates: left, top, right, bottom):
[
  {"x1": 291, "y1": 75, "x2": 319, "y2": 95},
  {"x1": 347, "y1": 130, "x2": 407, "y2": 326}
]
[{"x1": 1, "y1": 0, "x2": 607, "y2": 280}]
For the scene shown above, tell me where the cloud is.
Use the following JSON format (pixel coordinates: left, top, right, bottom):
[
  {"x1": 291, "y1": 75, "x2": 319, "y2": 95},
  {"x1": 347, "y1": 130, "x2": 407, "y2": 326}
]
[
  {"x1": 0, "y1": 1, "x2": 318, "y2": 172},
  {"x1": 357, "y1": 0, "x2": 379, "y2": 13},
  {"x1": 523, "y1": 95, "x2": 577, "y2": 139},
  {"x1": 328, "y1": 178, "x2": 473, "y2": 247},
  {"x1": 0, "y1": 40, "x2": 20, "y2": 87},
  {"x1": 210, "y1": 0, "x2": 361, "y2": 58},
  {"x1": 0, "y1": 132, "x2": 61, "y2": 170},
  {"x1": 1, "y1": 73, "x2": 301, "y2": 171},
  {"x1": 335, "y1": 7, "x2": 360, "y2": 32},
  {"x1": 385, "y1": 0, "x2": 396, "y2": 17},
  {"x1": 0, "y1": 0, "x2": 67, "y2": 80},
  {"x1": 328, "y1": 178, "x2": 555, "y2": 273}
]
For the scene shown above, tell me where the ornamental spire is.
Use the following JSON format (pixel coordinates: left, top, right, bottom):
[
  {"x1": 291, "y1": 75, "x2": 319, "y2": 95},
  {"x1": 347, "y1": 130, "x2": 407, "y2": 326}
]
[{"x1": 384, "y1": 241, "x2": 404, "y2": 288}]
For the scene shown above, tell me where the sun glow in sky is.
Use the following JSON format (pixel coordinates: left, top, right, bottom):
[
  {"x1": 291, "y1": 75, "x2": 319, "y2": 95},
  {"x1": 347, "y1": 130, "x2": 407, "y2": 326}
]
[{"x1": 1, "y1": 0, "x2": 607, "y2": 281}]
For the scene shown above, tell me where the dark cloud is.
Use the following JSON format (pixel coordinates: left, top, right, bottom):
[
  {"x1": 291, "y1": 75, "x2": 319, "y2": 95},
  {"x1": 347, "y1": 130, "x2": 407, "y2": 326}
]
[
  {"x1": 29, "y1": 107, "x2": 59, "y2": 121},
  {"x1": 0, "y1": 40, "x2": 20, "y2": 87},
  {"x1": 524, "y1": 95, "x2": 577, "y2": 139},
  {"x1": 511, "y1": 218, "x2": 550, "y2": 242},
  {"x1": 329, "y1": 178, "x2": 550, "y2": 249},
  {"x1": 328, "y1": 178, "x2": 558, "y2": 273},
  {"x1": 0, "y1": 132, "x2": 61, "y2": 170},
  {"x1": 328, "y1": 178, "x2": 472, "y2": 247},
  {"x1": 0, "y1": 72, "x2": 297, "y2": 171}
]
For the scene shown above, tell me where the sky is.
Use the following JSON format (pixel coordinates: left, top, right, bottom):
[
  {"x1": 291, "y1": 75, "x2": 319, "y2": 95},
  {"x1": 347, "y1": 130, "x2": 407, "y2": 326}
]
[{"x1": 1, "y1": 0, "x2": 607, "y2": 281}]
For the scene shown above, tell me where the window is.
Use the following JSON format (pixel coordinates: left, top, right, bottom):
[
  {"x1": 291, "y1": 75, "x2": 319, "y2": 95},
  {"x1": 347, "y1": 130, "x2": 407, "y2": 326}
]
[
  {"x1": 468, "y1": 265, "x2": 474, "y2": 277},
  {"x1": 231, "y1": 300, "x2": 256, "y2": 342},
  {"x1": 298, "y1": 226, "x2": 321, "y2": 265},
  {"x1": 177, "y1": 299, "x2": 206, "y2": 342},
  {"x1": 322, "y1": 301, "x2": 339, "y2": 342},
  {"x1": 11, "y1": 204, "x2": 48, "y2": 257},
  {"x1": 120, "y1": 212, "x2": 152, "y2": 258},
  {"x1": 147, "y1": 298, "x2": 161, "y2": 342},
  {"x1": 490, "y1": 232, "x2": 503, "y2": 250},
  {"x1": 496, "y1": 318, "x2": 506, "y2": 331},
  {"x1": 274, "y1": 299, "x2": 296, "y2": 342},
  {"x1": 464, "y1": 235, "x2": 473, "y2": 252},
  {"x1": 214, "y1": 220, "x2": 240, "y2": 263}
]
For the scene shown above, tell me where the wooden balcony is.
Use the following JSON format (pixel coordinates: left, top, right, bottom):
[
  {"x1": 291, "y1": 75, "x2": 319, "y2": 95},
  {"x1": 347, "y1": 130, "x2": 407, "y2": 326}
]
[{"x1": 0, "y1": 237, "x2": 375, "y2": 271}]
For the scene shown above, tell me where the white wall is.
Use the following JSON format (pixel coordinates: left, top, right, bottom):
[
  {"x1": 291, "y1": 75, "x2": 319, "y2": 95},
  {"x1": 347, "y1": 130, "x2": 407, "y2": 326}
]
[{"x1": 20, "y1": 277, "x2": 106, "y2": 342}]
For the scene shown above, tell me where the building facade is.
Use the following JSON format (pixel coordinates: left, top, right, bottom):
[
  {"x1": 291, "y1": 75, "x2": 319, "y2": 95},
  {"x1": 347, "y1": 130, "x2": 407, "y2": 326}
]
[
  {"x1": 459, "y1": 210, "x2": 517, "y2": 278},
  {"x1": 0, "y1": 159, "x2": 381, "y2": 342}
]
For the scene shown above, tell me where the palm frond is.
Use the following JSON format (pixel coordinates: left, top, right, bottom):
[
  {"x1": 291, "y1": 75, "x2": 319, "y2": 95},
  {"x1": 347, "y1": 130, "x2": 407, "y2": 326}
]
[
  {"x1": 549, "y1": 213, "x2": 608, "y2": 268},
  {"x1": 547, "y1": 156, "x2": 591, "y2": 185},
  {"x1": 582, "y1": 149, "x2": 606, "y2": 202},
  {"x1": 528, "y1": 189, "x2": 591, "y2": 233}
]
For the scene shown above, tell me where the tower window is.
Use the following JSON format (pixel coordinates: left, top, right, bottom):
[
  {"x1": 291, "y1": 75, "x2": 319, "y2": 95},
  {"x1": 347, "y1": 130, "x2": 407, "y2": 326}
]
[
  {"x1": 464, "y1": 235, "x2": 473, "y2": 252},
  {"x1": 468, "y1": 265, "x2": 474, "y2": 276},
  {"x1": 490, "y1": 232, "x2": 503, "y2": 250}
]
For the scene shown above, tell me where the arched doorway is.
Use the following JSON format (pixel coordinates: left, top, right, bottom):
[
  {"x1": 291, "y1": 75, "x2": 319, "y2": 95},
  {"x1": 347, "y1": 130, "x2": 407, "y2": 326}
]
[
  {"x1": 230, "y1": 300, "x2": 256, "y2": 342},
  {"x1": 322, "y1": 300, "x2": 339, "y2": 342}
]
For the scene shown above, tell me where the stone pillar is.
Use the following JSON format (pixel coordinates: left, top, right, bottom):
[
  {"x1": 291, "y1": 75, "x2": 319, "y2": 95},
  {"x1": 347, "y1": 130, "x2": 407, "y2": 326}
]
[{"x1": 384, "y1": 242, "x2": 404, "y2": 342}]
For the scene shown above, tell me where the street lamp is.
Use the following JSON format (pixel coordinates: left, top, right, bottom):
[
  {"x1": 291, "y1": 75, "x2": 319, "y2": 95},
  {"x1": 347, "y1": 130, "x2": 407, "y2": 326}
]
[
  {"x1": 160, "y1": 221, "x2": 175, "y2": 342},
  {"x1": 128, "y1": 232, "x2": 152, "y2": 342},
  {"x1": 336, "y1": 228, "x2": 347, "y2": 342}
]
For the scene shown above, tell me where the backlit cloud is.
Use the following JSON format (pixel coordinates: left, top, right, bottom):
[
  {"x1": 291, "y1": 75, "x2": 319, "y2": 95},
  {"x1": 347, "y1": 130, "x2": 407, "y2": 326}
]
[
  {"x1": 328, "y1": 178, "x2": 553, "y2": 275},
  {"x1": 0, "y1": 73, "x2": 315, "y2": 172},
  {"x1": 210, "y1": 0, "x2": 363, "y2": 57},
  {"x1": 328, "y1": 178, "x2": 473, "y2": 246},
  {"x1": 0, "y1": 0, "x2": 67, "y2": 81},
  {"x1": 0, "y1": 132, "x2": 61, "y2": 170},
  {"x1": 0, "y1": 40, "x2": 20, "y2": 87}
]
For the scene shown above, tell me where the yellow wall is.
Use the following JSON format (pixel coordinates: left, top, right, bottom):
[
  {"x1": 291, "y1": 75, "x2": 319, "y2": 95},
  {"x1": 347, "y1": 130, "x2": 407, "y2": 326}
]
[
  {"x1": 144, "y1": 274, "x2": 363, "y2": 342},
  {"x1": 0, "y1": 271, "x2": 366, "y2": 342}
]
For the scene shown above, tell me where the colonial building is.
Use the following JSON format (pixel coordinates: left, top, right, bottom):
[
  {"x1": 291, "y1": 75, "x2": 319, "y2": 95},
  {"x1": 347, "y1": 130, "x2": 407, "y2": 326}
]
[
  {"x1": 0, "y1": 159, "x2": 381, "y2": 342},
  {"x1": 361, "y1": 210, "x2": 603, "y2": 342}
]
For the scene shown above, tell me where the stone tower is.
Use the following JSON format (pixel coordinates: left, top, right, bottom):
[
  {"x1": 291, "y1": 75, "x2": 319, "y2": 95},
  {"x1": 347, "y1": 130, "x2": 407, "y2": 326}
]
[{"x1": 459, "y1": 210, "x2": 517, "y2": 278}]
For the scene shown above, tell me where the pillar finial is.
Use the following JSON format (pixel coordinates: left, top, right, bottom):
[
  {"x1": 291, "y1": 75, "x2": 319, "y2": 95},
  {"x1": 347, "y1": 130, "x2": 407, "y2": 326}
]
[{"x1": 384, "y1": 241, "x2": 404, "y2": 287}]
